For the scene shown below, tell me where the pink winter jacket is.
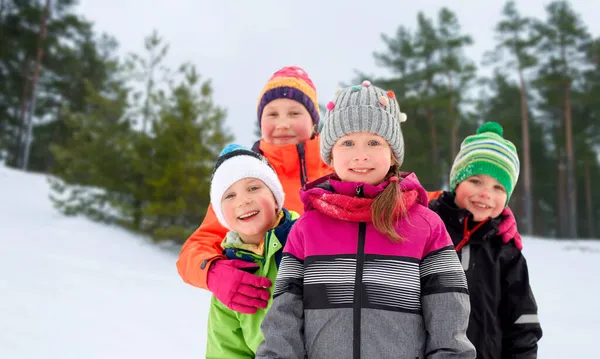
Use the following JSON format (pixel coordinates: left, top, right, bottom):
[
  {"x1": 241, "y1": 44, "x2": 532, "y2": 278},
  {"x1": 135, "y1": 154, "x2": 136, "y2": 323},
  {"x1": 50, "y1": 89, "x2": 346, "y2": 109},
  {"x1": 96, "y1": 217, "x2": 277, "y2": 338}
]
[{"x1": 256, "y1": 172, "x2": 476, "y2": 359}]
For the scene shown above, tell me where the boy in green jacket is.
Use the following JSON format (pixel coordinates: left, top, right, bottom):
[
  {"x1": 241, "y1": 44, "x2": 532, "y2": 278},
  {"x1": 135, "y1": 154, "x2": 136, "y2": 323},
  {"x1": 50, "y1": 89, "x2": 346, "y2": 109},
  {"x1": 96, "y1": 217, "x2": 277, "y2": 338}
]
[{"x1": 205, "y1": 144, "x2": 298, "y2": 358}]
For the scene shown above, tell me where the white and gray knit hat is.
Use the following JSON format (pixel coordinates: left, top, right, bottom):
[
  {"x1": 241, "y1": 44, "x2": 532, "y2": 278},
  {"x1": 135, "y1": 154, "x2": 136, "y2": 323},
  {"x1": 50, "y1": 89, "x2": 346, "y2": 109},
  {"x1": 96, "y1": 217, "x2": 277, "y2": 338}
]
[
  {"x1": 210, "y1": 144, "x2": 284, "y2": 230},
  {"x1": 320, "y1": 81, "x2": 407, "y2": 166}
]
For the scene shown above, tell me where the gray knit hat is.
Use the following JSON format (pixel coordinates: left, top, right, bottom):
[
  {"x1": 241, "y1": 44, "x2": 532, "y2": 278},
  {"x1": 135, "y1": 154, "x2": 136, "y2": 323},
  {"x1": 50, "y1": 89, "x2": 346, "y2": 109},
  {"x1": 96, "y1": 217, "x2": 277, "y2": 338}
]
[{"x1": 320, "y1": 80, "x2": 407, "y2": 166}]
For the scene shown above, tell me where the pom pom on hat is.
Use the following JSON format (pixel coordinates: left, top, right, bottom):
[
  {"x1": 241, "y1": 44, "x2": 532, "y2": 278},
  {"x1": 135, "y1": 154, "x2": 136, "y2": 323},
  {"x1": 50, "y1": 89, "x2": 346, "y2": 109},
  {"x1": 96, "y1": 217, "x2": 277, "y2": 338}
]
[
  {"x1": 219, "y1": 144, "x2": 244, "y2": 157},
  {"x1": 476, "y1": 121, "x2": 503, "y2": 136}
]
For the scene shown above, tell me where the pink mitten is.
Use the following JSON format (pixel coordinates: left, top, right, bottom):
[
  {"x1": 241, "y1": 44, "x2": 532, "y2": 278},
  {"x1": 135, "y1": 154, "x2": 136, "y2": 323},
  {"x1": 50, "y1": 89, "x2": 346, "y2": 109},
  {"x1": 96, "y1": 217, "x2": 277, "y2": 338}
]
[
  {"x1": 497, "y1": 207, "x2": 523, "y2": 250},
  {"x1": 207, "y1": 259, "x2": 272, "y2": 314}
]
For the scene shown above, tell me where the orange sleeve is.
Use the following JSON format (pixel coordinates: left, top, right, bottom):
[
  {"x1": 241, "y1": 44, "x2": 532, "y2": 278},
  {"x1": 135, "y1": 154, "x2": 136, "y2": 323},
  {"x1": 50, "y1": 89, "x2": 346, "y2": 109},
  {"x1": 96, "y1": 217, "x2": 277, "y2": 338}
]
[
  {"x1": 427, "y1": 190, "x2": 444, "y2": 203},
  {"x1": 176, "y1": 203, "x2": 228, "y2": 290}
]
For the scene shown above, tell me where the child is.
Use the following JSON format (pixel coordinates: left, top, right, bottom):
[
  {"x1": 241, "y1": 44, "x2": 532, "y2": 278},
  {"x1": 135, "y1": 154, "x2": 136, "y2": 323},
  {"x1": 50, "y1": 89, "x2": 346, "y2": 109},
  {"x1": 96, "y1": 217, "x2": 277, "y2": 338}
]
[
  {"x1": 205, "y1": 144, "x2": 299, "y2": 358},
  {"x1": 176, "y1": 66, "x2": 331, "y2": 314},
  {"x1": 428, "y1": 122, "x2": 542, "y2": 359},
  {"x1": 256, "y1": 82, "x2": 476, "y2": 359}
]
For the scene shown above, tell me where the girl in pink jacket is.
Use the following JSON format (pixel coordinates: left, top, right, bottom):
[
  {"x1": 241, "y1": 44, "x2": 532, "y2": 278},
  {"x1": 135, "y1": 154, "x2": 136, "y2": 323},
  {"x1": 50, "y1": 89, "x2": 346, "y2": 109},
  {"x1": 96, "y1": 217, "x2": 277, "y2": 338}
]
[{"x1": 256, "y1": 82, "x2": 476, "y2": 359}]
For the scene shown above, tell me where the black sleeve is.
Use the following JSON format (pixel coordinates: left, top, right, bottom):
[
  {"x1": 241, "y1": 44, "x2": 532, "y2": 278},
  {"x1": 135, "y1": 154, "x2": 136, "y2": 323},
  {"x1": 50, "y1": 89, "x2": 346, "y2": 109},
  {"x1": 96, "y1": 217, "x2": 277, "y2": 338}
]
[{"x1": 499, "y1": 246, "x2": 543, "y2": 359}]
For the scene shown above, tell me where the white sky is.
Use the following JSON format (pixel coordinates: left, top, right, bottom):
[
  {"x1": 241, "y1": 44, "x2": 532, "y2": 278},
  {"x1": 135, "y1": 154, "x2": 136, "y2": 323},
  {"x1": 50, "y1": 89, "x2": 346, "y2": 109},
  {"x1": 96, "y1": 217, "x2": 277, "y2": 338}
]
[{"x1": 78, "y1": 0, "x2": 600, "y2": 147}]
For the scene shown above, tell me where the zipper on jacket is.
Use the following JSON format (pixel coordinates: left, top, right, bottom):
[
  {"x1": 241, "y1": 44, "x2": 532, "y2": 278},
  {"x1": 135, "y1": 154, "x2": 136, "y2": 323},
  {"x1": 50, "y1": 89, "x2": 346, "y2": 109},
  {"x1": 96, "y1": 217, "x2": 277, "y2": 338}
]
[
  {"x1": 261, "y1": 229, "x2": 273, "y2": 267},
  {"x1": 353, "y1": 184, "x2": 366, "y2": 359},
  {"x1": 353, "y1": 221, "x2": 366, "y2": 359},
  {"x1": 296, "y1": 144, "x2": 309, "y2": 187}
]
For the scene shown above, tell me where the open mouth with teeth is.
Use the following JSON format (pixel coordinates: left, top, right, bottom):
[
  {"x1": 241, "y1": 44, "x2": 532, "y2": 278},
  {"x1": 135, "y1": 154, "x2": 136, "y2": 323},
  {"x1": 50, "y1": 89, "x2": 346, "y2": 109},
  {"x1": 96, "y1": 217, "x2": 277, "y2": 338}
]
[
  {"x1": 350, "y1": 168, "x2": 373, "y2": 174},
  {"x1": 471, "y1": 202, "x2": 492, "y2": 210},
  {"x1": 237, "y1": 211, "x2": 260, "y2": 221}
]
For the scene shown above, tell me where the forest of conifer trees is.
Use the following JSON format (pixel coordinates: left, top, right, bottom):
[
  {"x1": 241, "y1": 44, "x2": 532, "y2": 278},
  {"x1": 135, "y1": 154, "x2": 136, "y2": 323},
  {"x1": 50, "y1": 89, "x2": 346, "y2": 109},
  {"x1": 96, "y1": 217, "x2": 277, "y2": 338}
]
[
  {"x1": 1, "y1": 0, "x2": 598, "y2": 242},
  {"x1": 356, "y1": 0, "x2": 599, "y2": 240}
]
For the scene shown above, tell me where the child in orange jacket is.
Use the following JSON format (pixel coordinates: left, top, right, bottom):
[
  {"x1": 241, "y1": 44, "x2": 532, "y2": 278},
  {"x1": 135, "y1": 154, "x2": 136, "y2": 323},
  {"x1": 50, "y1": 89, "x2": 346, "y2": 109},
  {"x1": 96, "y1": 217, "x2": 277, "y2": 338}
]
[{"x1": 176, "y1": 66, "x2": 331, "y2": 314}]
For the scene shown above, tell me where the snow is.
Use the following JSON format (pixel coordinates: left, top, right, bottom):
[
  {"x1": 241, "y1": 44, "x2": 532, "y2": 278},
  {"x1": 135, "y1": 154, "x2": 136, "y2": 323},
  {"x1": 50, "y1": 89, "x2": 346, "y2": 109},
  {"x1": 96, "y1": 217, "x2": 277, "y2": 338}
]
[
  {"x1": 0, "y1": 166, "x2": 211, "y2": 359},
  {"x1": 1, "y1": 164, "x2": 598, "y2": 358}
]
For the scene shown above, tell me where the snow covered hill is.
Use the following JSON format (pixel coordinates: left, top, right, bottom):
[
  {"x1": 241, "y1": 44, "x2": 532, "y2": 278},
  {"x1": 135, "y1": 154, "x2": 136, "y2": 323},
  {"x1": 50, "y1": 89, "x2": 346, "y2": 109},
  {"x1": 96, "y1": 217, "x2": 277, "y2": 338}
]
[
  {"x1": 0, "y1": 166, "x2": 211, "y2": 358},
  {"x1": 0, "y1": 165, "x2": 598, "y2": 358}
]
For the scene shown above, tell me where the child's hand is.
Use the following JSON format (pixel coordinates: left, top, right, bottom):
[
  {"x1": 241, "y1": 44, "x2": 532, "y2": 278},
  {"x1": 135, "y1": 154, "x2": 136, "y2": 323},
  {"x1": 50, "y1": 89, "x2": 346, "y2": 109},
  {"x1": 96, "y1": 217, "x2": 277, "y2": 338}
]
[
  {"x1": 498, "y1": 207, "x2": 523, "y2": 250},
  {"x1": 207, "y1": 259, "x2": 272, "y2": 314}
]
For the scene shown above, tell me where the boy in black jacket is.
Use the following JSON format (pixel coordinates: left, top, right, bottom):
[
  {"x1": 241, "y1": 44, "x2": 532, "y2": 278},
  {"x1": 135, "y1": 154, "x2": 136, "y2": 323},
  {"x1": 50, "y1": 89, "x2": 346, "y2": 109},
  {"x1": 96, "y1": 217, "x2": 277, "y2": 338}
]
[{"x1": 429, "y1": 121, "x2": 542, "y2": 359}]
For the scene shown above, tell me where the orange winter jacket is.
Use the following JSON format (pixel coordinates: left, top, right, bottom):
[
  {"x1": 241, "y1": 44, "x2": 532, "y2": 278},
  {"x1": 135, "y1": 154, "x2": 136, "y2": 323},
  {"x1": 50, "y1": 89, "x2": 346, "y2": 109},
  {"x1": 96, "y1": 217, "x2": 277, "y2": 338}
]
[
  {"x1": 176, "y1": 136, "x2": 332, "y2": 289},
  {"x1": 427, "y1": 190, "x2": 443, "y2": 203}
]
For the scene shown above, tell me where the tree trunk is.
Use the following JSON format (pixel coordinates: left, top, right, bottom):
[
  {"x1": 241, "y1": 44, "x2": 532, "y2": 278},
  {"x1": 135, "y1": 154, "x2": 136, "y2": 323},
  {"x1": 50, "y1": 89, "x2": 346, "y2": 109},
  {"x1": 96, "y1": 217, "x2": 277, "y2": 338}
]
[
  {"x1": 0, "y1": 0, "x2": 6, "y2": 22},
  {"x1": 0, "y1": 0, "x2": 6, "y2": 26},
  {"x1": 447, "y1": 76, "x2": 459, "y2": 157},
  {"x1": 424, "y1": 77, "x2": 440, "y2": 188},
  {"x1": 133, "y1": 196, "x2": 142, "y2": 231},
  {"x1": 22, "y1": 0, "x2": 51, "y2": 171},
  {"x1": 426, "y1": 108, "x2": 438, "y2": 164},
  {"x1": 450, "y1": 118, "x2": 458, "y2": 158},
  {"x1": 518, "y1": 69, "x2": 533, "y2": 235},
  {"x1": 557, "y1": 155, "x2": 567, "y2": 238},
  {"x1": 585, "y1": 163, "x2": 594, "y2": 238},
  {"x1": 509, "y1": 181, "x2": 525, "y2": 223},
  {"x1": 427, "y1": 107, "x2": 440, "y2": 182},
  {"x1": 563, "y1": 80, "x2": 577, "y2": 238},
  {"x1": 13, "y1": 56, "x2": 32, "y2": 167}
]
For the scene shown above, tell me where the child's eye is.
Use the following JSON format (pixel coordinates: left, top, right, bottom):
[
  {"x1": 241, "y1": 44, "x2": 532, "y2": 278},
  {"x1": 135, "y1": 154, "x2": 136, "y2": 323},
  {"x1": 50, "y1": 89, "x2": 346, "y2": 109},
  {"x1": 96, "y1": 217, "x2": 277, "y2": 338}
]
[
  {"x1": 468, "y1": 179, "x2": 481, "y2": 185},
  {"x1": 290, "y1": 111, "x2": 300, "y2": 116},
  {"x1": 368, "y1": 140, "x2": 380, "y2": 146},
  {"x1": 223, "y1": 193, "x2": 235, "y2": 200},
  {"x1": 495, "y1": 185, "x2": 506, "y2": 192},
  {"x1": 342, "y1": 140, "x2": 353, "y2": 146},
  {"x1": 267, "y1": 112, "x2": 278, "y2": 117},
  {"x1": 248, "y1": 185, "x2": 260, "y2": 192}
]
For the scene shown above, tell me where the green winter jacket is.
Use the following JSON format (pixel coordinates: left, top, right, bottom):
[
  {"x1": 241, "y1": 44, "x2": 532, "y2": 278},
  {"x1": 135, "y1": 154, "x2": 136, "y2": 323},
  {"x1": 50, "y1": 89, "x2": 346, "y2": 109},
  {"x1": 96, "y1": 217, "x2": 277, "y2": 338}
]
[{"x1": 205, "y1": 208, "x2": 299, "y2": 359}]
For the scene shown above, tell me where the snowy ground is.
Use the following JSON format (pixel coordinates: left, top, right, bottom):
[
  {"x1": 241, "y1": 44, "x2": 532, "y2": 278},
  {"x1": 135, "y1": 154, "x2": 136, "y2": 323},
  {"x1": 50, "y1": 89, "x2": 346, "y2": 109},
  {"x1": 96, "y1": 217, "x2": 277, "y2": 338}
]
[
  {"x1": 0, "y1": 166, "x2": 211, "y2": 359},
  {"x1": 1, "y1": 165, "x2": 598, "y2": 358}
]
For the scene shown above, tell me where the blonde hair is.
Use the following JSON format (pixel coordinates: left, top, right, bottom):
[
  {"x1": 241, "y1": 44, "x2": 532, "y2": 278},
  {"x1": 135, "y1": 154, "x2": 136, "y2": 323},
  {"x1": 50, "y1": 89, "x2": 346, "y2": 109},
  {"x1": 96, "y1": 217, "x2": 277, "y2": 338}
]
[{"x1": 371, "y1": 161, "x2": 407, "y2": 242}]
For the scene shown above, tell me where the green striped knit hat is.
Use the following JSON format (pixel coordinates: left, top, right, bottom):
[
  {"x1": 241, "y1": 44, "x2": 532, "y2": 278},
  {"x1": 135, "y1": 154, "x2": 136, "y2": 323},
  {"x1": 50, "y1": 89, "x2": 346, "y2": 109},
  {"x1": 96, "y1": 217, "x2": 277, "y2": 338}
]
[{"x1": 449, "y1": 122, "x2": 520, "y2": 205}]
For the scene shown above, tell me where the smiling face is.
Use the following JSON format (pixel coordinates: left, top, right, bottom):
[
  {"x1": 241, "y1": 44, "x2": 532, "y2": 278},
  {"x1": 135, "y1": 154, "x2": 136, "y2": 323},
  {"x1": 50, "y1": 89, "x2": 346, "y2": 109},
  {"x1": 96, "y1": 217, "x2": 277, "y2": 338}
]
[
  {"x1": 454, "y1": 174, "x2": 507, "y2": 222},
  {"x1": 260, "y1": 98, "x2": 314, "y2": 145},
  {"x1": 330, "y1": 132, "x2": 393, "y2": 185},
  {"x1": 221, "y1": 178, "x2": 278, "y2": 244}
]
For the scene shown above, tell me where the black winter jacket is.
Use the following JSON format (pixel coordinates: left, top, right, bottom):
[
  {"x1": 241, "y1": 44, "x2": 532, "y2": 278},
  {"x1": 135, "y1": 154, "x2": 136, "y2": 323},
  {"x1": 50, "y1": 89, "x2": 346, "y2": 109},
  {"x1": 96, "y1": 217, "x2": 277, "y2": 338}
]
[{"x1": 430, "y1": 191, "x2": 543, "y2": 359}]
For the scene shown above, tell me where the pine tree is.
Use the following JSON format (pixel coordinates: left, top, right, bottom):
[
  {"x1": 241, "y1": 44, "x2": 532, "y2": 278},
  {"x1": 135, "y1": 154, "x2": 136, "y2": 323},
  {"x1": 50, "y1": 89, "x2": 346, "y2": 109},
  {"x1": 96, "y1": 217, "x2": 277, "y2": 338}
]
[
  {"x1": 436, "y1": 8, "x2": 477, "y2": 158},
  {"x1": 534, "y1": 0, "x2": 591, "y2": 238},
  {"x1": 359, "y1": 3, "x2": 600, "y2": 239},
  {"x1": 122, "y1": 30, "x2": 172, "y2": 230},
  {"x1": 373, "y1": 24, "x2": 444, "y2": 189},
  {"x1": 0, "y1": 0, "x2": 116, "y2": 171},
  {"x1": 48, "y1": 32, "x2": 233, "y2": 241},
  {"x1": 477, "y1": 73, "x2": 556, "y2": 235},
  {"x1": 49, "y1": 80, "x2": 132, "y2": 223},
  {"x1": 413, "y1": 12, "x2": 443, "y2": 184},
  {"x1": 484, "y1": 0, "x2": 540, "y2": 234},
  {"x1": 574, "y1": 36, "x2": 600, "y2": 238},
  {"x1": 143, "y1": 65, "x2": 233, "y2": 242},
  {"x1": 370, "y1": 9, "x2": 476, "y2": 190}
]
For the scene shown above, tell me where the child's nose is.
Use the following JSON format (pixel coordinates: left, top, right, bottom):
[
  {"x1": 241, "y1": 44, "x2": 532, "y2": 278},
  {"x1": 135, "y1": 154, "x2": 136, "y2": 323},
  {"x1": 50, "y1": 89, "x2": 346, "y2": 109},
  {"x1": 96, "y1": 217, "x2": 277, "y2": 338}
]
[
  {"x1": 353, "y1": 153, "x2": 369, "y2": 161},
  {"x1": 479, "y1": 188, "x2": 491, "y2": 198},
  {"x1": 238, "y1": 196, "x2": 253, "y2": 206}
]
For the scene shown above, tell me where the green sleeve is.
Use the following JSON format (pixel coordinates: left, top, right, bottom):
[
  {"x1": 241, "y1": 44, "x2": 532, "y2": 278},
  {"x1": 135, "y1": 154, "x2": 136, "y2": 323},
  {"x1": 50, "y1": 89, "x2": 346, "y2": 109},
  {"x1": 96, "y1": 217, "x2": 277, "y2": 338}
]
[{"x1": 206, "y1": 296, "x2": 255, "y2": 359}]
